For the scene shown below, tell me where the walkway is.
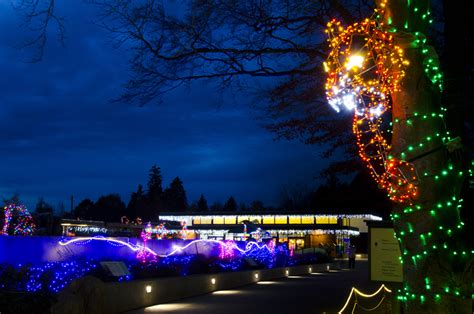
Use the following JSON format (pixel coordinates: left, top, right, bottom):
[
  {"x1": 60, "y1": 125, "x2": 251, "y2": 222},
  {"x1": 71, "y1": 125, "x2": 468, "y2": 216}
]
[{"x1": 127, "y1": 260, "x2": 396, "y2": 314}]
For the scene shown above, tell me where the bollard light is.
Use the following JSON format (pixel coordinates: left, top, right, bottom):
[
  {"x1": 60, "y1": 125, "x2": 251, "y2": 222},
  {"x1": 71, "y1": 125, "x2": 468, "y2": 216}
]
[
  {"x1": 211, "y1": 278, "x2": 216, "y2": 285},
  {"x1": 285, "y1": 269, "x2": 289, "y2": 276},
  {"x1": 254, "y1": 273, "x2": 259, "y2": 280},
  {"x1": 145, "y1": 285, "x2": 152, "y2": 293},
  {"x1": 309, "y1": 267, "x2": 312, "y2": 273},
  {"x1": 326, "y1": 264, "x2": 330, "y2": 271}
]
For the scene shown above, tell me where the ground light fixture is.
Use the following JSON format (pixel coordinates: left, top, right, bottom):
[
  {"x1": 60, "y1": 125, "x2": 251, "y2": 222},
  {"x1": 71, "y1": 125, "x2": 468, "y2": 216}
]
[
  {"x1": 211, "y1": 278, "x2": 216, "y2": 285},
  {"x1": 285, "y1": 269, "x2": 289, "y2": 276},
  {"x1": 254, "y1": 273, "x2": 259, "y2": 280},
  {"x1": 309, "y1": 267, "x2": 312, "y2": 273},
  {"x1": 326, "y1": 264, "x2": 330, "y2": 271},
  {"x1": 145, "y1": 285, "x2": 152, "y2": 293}
]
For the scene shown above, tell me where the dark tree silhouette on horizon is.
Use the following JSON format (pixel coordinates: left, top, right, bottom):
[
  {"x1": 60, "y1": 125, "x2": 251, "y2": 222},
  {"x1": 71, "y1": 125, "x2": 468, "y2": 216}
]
[
  {"x1": 94, "y1": 193, "x2": 126, "y2": 222},
  {"x1": 162, "y1": 177, "x2": 188, "y2": 212},
  {"x1": 223, "y1": 196, "x2": 238, "y2": 212},
  {"x1": 127, "y1": 184, "x2": 147, "y2": 220},
  {"x1": 196, "y1": 194, "x2": 208, "y2": 212},
  {"x1": 73, "y1": 198, "x2": 96, "y2": 220}
]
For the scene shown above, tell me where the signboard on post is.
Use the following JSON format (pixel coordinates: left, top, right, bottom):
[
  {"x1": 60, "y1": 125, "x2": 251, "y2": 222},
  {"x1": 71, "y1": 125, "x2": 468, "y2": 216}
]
[
  {"x1": 367, "y1": 221, "x2": 403, "y2": 283},
  {"x1": 100, "y1": 261, "x2": 131, "y2": 277}
]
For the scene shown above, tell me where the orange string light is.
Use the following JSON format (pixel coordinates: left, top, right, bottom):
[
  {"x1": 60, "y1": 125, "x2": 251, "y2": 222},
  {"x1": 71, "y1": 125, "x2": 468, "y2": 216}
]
[{"x1": 324, "y1": 9, "x2": 417, "y2": 204}]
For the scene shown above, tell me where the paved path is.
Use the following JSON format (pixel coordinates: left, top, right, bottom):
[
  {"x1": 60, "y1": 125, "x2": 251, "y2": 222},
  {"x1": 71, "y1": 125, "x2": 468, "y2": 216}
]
[{"x1": 127, "y1": 260, "x2": 397, "y2": 314}]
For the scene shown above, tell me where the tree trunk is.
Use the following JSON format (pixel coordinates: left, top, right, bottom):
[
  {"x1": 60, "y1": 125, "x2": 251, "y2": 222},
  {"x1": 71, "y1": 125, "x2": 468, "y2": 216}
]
[{"x1": 377, "y1": 1, "x2": 473, "y2": 313}]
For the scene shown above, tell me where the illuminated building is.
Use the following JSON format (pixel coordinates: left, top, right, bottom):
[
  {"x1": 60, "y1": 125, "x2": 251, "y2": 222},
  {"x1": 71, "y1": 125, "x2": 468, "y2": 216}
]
[{"x1": 159, "y1": 211, "x2": 382, "y2": 254}]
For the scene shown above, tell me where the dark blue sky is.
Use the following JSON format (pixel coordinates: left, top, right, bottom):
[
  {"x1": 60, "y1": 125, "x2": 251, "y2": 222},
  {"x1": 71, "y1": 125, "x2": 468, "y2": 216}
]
[{"x1": 0, "y1": 1, "x2": 330, "y2": 211}]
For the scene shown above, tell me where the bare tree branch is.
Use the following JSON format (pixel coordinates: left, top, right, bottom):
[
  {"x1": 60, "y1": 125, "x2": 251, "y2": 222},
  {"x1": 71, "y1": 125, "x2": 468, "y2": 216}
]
[{"x1": 14, "y1": 0, "x2": 65, "y2": 62}]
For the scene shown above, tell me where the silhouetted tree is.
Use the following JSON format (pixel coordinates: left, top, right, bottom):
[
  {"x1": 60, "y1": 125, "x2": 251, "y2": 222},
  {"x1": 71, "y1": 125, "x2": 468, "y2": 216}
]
[
  {"x1": 34, "y1": 197, "x2": 54, "y2": 235},
  {"x1": 278, "y1": 183, "x2": 311, "y2": 211},
  {"x1": 250, "y1": 200, "x2": 265, "y2": 212},
  {"x1": 197, "y1": 194, "x2": 208, "y2": 212},
  {"x1": 223, "y1": 196, "x2": 238, "y2": 212},
  {"x1": 209, "y1": 202, "x2": 223, "y2": 212},
  {"x1": 127, "y1": 184, "x2": 147, "y2": 220},
  {"x1": 147, "y1": 165, "x2": 163, "y2": 212},
  {"x1": 162, "y1": 177, "x2": 188, "y2": 212},
  {"x1": 73, "y1": 198, "x2": 95, "y2": 220},
  {"x1": 187, "y1": 202, "x2": 198, "y2": 212},
  {"x1": 147, "y1": 165, "x2": 163, "y2": 202},
  {"x1": 94, "y1": 194, "x2": 126, "y2": 222},
  {"x1": 239, "y1": 202, "x2": 248, "y2": 212},
  {"x1": 2, "y1": 194, "x2": 21, "y2": 206}
]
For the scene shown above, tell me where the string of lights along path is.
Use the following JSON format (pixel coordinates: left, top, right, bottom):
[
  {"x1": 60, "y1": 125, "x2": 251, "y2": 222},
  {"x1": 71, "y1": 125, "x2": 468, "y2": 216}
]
[{"x1": 324, "y1": 0, "x2": 472, "y2": 305}]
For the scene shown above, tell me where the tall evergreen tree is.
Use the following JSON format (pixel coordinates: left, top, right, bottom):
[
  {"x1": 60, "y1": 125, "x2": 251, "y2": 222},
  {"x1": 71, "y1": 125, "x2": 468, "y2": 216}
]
[
  {"x1": 127, "y1": 184, "x2": 146, "y2": 220},
  {"x1": 163, "y1": 177, "x2": 188, "y2": 212},
  {"x1": 147, "y1": 165, "x2": 163, "y2": 199},
  {"x1": 197, "y1": 194, "x2": 208, "y2": 212},
  {"x1": 223, "y1": 196, "x2": 238, "y2": 212},
  {"x1": 142, "y1": 165, "x2": 163, "y2": 220}
]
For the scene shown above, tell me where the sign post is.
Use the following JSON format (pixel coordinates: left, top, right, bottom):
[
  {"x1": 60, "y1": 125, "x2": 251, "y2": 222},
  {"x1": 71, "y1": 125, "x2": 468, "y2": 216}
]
[{"x1": 366, "y1": 221, "x2": 403, "y2": 283}]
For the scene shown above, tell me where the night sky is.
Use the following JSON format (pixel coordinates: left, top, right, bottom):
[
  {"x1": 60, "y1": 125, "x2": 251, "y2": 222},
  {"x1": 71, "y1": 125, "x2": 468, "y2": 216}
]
[{"x1": 0, "y1": 2, "x2": 330, "y2": 211}]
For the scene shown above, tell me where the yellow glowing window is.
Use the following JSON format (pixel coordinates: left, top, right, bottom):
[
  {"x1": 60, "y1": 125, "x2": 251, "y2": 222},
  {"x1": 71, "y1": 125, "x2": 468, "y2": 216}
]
[
  {"x1": 289, "y1": 216, "x2": 301, "y2": 224},
  {"x1": 201, "y1": 217, "x2": 212, "y2": 224},
  {"x1": 275, "y1": 216, "x2": 287, "y2": 224},
  {"x1": 193, "y1": 217, "x2": 201, "y2": 224},
  {"x1": 225, "y1": 216, "x2": 236, "y2": 224},
  {"x1": 316, "y1": 217, "x2": 329, "y2": 224},
  {"x1": 328, "y1": 217, "x2": 338, "y2": 224},
  {"x1": 302, "y1": 216, "x2": 314, "y2": 224},
  {"x1": 263, "y1": 217, "x2": 275, "y2": 224},
  {"x1": 213, "y1": 217, "x2": 224, "y2": 224}
]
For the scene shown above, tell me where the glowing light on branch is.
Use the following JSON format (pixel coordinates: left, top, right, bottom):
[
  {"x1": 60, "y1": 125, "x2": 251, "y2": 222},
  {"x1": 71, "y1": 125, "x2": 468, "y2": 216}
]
[
  {"x1": 324, "y1": 9, "x2": 416, "y2": 203},
  {"x1": 345, "y1": 54, "x2": 365, "y2": 70}
]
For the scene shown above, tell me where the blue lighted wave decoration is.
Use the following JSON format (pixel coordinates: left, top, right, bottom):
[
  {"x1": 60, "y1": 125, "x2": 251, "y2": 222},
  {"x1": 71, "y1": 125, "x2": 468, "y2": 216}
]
[{"x1": 58, "y1": 236, "x2": 275, "y2": 259}]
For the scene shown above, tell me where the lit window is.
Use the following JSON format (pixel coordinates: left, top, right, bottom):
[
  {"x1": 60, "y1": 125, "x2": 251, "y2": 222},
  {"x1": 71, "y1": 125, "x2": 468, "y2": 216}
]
[
  {"x1": 224, "y1": 216, "x2": 236, "y2": 224},
  {"x1": 316, "y1": 217, "x2": 329, "y2": 224},
  {"x1": 263, "y1": 217, "x2": 274, "y2": 224},
  {"x1": 201, "y1": 217, "x2": 212, "y2": 224},
  {"x1": 289, "y1": 216, "x2": 301, "y2": 224},
  {"x1": 275, "y1": 216, "x2": 287, "y2": 224},
  {"x1": 213, "y1": 217, "x2": 224, "y2": 224}
]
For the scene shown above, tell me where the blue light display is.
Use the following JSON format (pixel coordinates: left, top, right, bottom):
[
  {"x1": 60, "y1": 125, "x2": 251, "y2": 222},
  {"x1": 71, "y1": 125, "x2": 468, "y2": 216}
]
[{"x1": 0, "y1": 237, "x2": 322, "y2": 295}]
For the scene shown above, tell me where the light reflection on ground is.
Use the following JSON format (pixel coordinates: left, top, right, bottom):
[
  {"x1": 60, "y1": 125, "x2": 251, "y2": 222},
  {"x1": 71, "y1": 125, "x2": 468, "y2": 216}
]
[{"x1": 143, "y1": 303, "x2": 201, "y2": 312}]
